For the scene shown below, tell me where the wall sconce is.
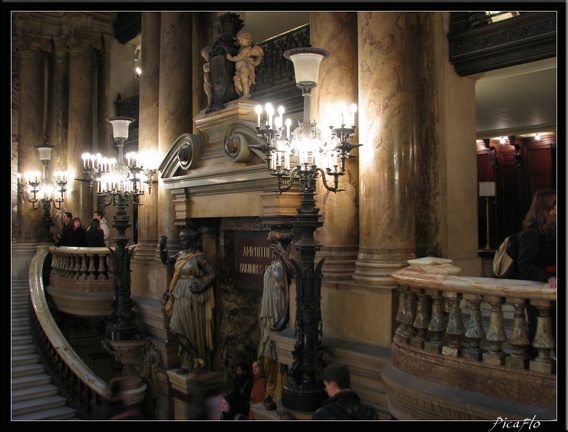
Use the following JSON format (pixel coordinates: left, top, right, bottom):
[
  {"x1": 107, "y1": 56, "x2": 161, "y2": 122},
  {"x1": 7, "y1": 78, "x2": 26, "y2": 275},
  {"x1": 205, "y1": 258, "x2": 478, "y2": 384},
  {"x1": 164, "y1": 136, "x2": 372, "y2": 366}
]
[
  {"x1": 535, "y1": 133, "x2": 541, "y2": 141},
  {"x1": 19, "y1": 144, "x2": 68, "y2": 243},
  {"x1": 479, "y1": 181, "x2": 496, "y2": 249},
  {"x1": 250, "y1": 46, "x2": 362, "y2": 412}
]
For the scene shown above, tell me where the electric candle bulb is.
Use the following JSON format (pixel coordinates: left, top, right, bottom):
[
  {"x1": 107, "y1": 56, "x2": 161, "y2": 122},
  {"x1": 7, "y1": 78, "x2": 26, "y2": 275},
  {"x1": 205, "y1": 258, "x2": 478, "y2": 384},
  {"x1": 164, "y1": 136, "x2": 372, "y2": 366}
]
[
  {"x1": 350, "y1": 103, "x2": 357, "y2": 127},
  {"x1": 255, "y1": 105, "x2": 262, "y2": 127}
]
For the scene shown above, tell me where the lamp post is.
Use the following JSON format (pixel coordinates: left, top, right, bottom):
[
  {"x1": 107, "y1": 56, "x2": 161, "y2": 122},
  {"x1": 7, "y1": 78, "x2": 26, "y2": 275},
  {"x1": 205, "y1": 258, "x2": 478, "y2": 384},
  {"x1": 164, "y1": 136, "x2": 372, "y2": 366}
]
[
  {"x1": 77, "y1": 117, "x2": 157, "y2": 341},
  {"x1": 252, "y1": 47, "x2": 361, "y2": 411},
  {"x1": 19, "y1": 144, "x2": 68, "y2": 243}
]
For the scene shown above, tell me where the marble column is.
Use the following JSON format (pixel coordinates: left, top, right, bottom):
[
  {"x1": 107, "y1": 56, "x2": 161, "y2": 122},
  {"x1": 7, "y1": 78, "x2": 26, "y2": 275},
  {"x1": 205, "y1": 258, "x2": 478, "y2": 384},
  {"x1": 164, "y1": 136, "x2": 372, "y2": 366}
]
[
  {"x1": 49, "y1": 37, "x2": 70, "y2": 225},
  {"x1": 310, "y1": 12, "x2": 359, "y2": 281},
  {"x1": 134, "y1": 12, "x2": 161, "y2": 280},
  {"x1": 352, "y1": 12, "x2": 421, "y2": 286},
  {"x1": 15, "y1": 28, "x2": 51, "y2": 243},
  {"x1": 66, "y1": 29, "x2": 102, "y2": 223},
  {"x1": 157, "y1": 12, "x2": 194, "y2": 242}
]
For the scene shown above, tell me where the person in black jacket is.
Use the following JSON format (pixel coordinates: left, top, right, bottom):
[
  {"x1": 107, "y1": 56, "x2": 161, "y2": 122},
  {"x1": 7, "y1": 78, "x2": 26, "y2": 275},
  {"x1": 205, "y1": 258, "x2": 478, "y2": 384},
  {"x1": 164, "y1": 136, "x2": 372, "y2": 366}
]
[
  {"x1": 312, "y1": 363, "x2": 379, "y2": 420},
  {"x1": 510, "y1": 189, "x2": 556, "y2": 353},
  {"x1": 220, "y1": 392, "x2": 248, "y2": 420},
  {"x1": 67, "y1": 217, "x2": 87, "y2": 247},
  {"x1": 233, "y1": 361, "x2": 253, "y2": 415},
  {"x1": 55, "y1": 211, "x2": 73, "y2": 246},
  {"x1": 86, "y1": 218, "x2": 105, "y2": 247}
]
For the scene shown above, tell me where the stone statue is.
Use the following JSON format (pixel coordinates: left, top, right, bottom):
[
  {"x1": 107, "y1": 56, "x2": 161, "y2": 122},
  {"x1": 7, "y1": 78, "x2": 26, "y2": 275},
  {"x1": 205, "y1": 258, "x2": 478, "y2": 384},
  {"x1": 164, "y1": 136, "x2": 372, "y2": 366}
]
[
  {"x1": 159, "y1": 229, "x2": 217, "y2": 374},
  {"x1": 201, "y1": 46, "x2": 214, "y2": 113},
  {"x1": 258, "y1": 229, "x2": 294, "y2": 410},
  {"x1": 226, "y1": 28, "x2": 264, "y2": 100}
]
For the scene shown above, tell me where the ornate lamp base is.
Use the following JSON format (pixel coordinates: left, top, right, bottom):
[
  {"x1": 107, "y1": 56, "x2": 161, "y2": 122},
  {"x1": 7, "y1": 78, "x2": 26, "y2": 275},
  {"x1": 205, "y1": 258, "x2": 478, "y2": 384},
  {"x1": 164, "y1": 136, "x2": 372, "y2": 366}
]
[{"x1": 281, "y1": 377, "x2": 326, "y2": 412}]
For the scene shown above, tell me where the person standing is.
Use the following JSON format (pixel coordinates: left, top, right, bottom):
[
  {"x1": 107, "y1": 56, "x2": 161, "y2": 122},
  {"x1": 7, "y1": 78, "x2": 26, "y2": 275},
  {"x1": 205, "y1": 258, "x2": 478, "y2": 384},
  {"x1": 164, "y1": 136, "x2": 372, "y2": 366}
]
[
  {"x1": 258, "y1": 229, "x2": 295, "y2": 410},
  {"x1": 92, "y1": 210, "x2": 110, "y2": 246},
  {"x1": 159, "y1": 229, "x2": 217, "y2": 374},
  {"x1": 55, "y1": 211, "x2": 73, "y2": 246},
  {"x1": 86, "y1": 218, "x2": 105, "y2": 247},
  {"x1": 220, "y1": 392, "x2": 248, "y2": 420},
  {"x1": 509, "y1": 189, "x2": 557, "y2": 351},
  {"x1": 248, "y1": 360, "x2": 267, "y2": 419},
  {"x1": 312, "y1": 363, "x2": 379, "y2": 420},
  {"x1": 233, "y1": 361, "x2": 253, "y2": 415},
  {"x1": 67, "y1": 217, "x2": 87, "y2": 247}
]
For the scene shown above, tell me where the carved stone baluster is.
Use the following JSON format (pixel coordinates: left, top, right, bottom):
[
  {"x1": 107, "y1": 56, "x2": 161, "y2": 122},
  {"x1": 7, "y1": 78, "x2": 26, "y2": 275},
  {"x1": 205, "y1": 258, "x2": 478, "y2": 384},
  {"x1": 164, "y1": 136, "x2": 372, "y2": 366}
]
[
  {"x1": 505, "y1": 297, "x2": 530, "y2": 369},
  {"x1": 78, "y1": 252, "x2": 88, "y2": 280},
  {"x1": 394, "y1": 286, "x2": 416, "y2": 343},
  {"x1": 529, "y1": 299, "x2": 555, "y2": 374},
  {"x1": 482, "y1": 295, "x2": 507, "y2": 365},
  {"x1": 411, "y1": 289, "x2": 429, "y2": 349},
  {"x1": 463, "y1": 294, "x2": 485, "y2": 361},
  {"x1": 97, "y1": 253, "x2": 108, "y2": 280},
  {"x1": 87, "y1": 253, "x2": 96, "y2": 280},
  {"x1": 442, "y1": 292, "x2": 464, "y2": 356},
  {"x1": 63, "y1": 254, "x2": 72, "y2": 278},
  {"x1": 425, "y1": 290, "x2": 444, "y2": 353}
]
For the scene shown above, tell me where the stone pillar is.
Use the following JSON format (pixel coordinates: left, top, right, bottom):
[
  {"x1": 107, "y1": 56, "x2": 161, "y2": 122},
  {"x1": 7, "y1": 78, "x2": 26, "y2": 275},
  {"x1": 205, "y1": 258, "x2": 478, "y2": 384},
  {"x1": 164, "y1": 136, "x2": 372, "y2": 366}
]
[
  {"x1": 353, "y1": 12, "x2": 479, "y2": 287},
  {"x1": 66, "y1": 29, "x2": 102, "y2": 223},
  {"x1": 352, "y1": 12, "x2": 419, "y2": 286},
  {"x1": 50, "y1": 36, "x2": 70, "y2": 225},
  {"x1": 310, "y1": 12, "x2": 359, "y2": 281},
  {"x1": 132, "y1": 12, "x2": 162, "y2": 298},
  {"x1": 17, "y1": 32, "x2": 51, "y2": 243},
  {"x1": 157, "y1": 12, "x2": 194, "y2": 241}
]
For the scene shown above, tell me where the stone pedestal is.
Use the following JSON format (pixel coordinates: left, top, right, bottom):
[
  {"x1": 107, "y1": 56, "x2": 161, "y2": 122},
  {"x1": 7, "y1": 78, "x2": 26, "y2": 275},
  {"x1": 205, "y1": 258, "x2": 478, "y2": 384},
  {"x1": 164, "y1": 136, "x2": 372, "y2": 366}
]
[{"x1": 166, "y1": 370, "x2": 224, "y2": 420}]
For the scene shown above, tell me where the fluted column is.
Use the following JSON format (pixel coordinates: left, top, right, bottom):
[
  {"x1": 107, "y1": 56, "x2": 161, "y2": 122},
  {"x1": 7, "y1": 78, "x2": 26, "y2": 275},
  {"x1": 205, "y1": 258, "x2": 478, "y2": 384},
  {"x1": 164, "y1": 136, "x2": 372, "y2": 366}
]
[
  {"x1": 310, "y1": 12, "x2": 359, "y2": 281},
  {"x1": 66, "y1": 27, "x2": 102, "y2": 222},
  {"x1": 158, "y1": 12, "x2": 194, "y2": 241}
]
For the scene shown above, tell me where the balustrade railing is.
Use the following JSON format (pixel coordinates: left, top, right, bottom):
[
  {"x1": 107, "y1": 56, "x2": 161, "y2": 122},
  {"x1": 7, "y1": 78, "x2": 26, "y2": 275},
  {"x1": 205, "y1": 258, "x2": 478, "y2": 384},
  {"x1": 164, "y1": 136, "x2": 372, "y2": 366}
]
[{"x1": 390, "y1": 257, "x2": 556, "y2": 415}]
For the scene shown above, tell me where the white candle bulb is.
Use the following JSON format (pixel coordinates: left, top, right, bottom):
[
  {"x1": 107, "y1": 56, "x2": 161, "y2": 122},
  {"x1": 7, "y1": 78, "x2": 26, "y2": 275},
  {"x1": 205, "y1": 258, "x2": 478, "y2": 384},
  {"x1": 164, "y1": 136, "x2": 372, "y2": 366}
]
[
  {"x1": 350, "y1": 103, "x2": 357, "y2": 127},
  {"x1": 255, "y1": 105, "x2": 262, "y2": 127}
]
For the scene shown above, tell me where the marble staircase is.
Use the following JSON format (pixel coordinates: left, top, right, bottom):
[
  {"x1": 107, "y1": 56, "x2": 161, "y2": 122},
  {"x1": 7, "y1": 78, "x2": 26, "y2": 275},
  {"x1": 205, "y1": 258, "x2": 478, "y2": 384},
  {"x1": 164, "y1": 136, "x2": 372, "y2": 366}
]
[{"x1": 11, "y1": 278, "x2": 78, "y2": 420}]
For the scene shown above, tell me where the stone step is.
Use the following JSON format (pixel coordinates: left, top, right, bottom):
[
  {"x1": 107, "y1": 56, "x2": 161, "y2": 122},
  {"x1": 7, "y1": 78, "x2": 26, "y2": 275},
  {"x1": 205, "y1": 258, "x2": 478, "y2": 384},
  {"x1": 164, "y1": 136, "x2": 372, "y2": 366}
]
[
  {"x1": 12, "y1": 384, "x2": 59, "y2": 403},
  {"x1": 12, "y1": 394, "x2": 68, "y2": 417},
  {"x1": 12, "y1": 352, "x2": 41, "y2": 367},
  {"x1": 12, "y1": 343, "x2": 36, "y2": 356},
  {"x1": 12, "y1": 405, "x2": 77, "y2": 421},
  {"x1": 12, "y1": 325, "x2": 31, "y2": 337},
  {"x1": 12, "y1": 363, "x2": 45, "y2": 378},
  {"x1": 12, "y1": 334, "x2": 33, "y2": 346},
  {"x1": 12, "y1": 373, "x2": 52, "y2": 390}
]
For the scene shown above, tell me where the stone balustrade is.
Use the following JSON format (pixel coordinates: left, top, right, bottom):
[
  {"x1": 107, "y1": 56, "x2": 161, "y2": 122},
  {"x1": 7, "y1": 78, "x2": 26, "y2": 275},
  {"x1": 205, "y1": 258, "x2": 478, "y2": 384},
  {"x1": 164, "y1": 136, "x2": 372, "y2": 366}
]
[
  {"x1": 46, "y1": 245, "x2": 134, "y2": 318},
  {"x1": 386, "y1": 257, "x2": 556, "y2": 420}
]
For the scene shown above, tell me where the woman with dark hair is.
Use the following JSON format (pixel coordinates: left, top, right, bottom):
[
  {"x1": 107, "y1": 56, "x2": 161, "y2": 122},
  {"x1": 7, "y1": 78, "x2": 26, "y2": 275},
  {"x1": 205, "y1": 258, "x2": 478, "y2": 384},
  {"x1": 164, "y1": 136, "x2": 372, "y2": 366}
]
[
  {"x1": 86, "y1": 218, "x2": 105, "y2": 247},
  {"x1": 510, "y1": 189, "x2": 557, "y2": 353},
  {"x1": 67, "y1": 217, "x2": 87, "y2": 247},
  {"x1": 220, "y1": 392, "x2": 248, "y2": 420}
]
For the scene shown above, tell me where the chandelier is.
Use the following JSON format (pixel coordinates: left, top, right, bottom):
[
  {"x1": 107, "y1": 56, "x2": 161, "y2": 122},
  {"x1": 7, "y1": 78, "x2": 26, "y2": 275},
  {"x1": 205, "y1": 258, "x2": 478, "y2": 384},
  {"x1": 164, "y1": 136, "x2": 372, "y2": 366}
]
[
  {"x1": 79, "y1": 117, "x2": 157, "y2": 205},
  {"x1": 19, "y1": 144, "x2": 69, "y2": 242},
  {"x1": 251, "y1": 46, "x2": 362, "y2": 411}
]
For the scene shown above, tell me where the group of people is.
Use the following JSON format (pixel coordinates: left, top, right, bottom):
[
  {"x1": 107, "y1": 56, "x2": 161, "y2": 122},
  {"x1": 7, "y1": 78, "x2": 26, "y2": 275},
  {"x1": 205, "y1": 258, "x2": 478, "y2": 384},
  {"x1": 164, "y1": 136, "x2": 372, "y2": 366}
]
[{"x1": 55, "y1": 210, "x2": 110, "y2": 247}]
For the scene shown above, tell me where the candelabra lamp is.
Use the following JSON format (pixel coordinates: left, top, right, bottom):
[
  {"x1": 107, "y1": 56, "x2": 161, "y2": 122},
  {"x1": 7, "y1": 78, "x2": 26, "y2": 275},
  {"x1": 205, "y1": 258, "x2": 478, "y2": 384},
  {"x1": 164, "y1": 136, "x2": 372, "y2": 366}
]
[
  {"x1": 77, "y1": 117, "x2": 157, "y2": 341},
  {"x1": 252, "y1": 47, "x2": 361, "y2": 411},
  {"x1": 19, "y1": 144, "x2": 68, "y2": 243}
]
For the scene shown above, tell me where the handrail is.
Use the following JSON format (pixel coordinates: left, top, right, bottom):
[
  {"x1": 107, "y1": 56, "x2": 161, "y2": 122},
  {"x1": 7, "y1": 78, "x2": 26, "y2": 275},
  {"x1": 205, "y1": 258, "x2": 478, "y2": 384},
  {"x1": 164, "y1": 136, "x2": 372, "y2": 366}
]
[{"x1": 29, "y1": 245, "x2": 110, "y2": 418}]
